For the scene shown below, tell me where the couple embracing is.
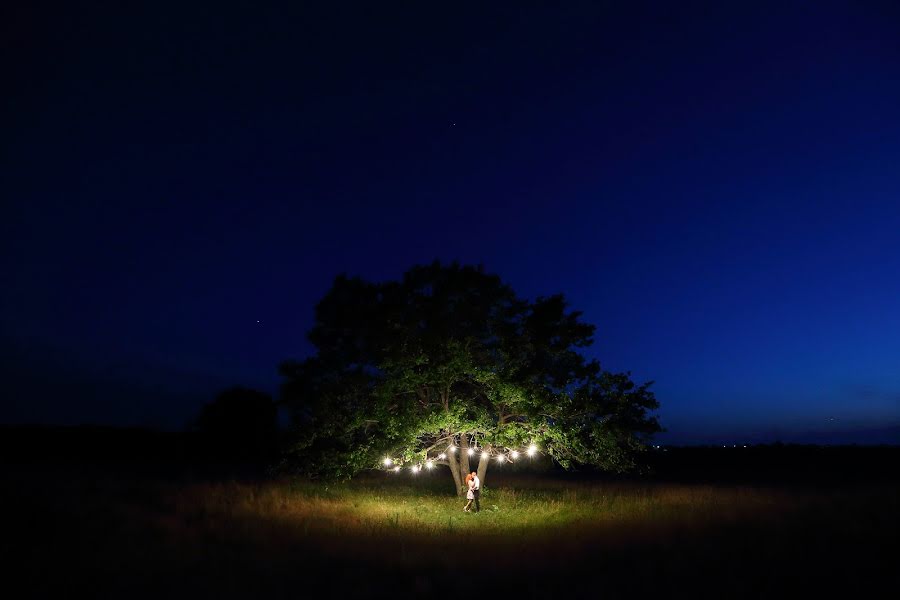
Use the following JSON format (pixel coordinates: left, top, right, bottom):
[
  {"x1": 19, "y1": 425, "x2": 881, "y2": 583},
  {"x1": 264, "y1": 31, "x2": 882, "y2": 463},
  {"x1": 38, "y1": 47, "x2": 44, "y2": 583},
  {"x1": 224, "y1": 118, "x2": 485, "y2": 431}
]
[{"x1": 463, "y1": 471, "x2": 481, "y2": 513}]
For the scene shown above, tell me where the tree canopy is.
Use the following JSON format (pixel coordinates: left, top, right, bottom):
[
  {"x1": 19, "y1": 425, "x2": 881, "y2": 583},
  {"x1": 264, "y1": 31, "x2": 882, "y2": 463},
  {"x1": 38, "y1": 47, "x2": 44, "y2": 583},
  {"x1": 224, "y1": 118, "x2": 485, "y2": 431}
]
[{"x1": 279, "y1": 262, "x2": 660, "y2": 494}]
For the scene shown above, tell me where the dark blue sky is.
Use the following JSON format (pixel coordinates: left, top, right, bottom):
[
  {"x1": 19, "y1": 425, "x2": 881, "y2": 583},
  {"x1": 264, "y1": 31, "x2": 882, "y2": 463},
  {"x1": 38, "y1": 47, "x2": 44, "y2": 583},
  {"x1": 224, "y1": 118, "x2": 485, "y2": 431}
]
[{"x1": 3, "y1": 1, "x2": 899, "y2": 443}]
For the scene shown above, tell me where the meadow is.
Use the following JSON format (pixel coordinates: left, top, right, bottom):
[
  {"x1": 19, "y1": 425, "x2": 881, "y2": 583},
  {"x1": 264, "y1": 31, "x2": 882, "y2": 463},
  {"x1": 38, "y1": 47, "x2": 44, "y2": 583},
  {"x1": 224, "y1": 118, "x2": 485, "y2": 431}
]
[{"x1": 3, "y1": 461, "x2": 898, "y2": 599}]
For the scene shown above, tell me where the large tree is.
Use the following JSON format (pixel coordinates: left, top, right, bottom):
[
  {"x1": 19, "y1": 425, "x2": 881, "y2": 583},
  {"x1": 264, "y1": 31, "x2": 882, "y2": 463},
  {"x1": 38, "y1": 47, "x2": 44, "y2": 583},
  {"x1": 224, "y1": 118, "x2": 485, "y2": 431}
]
[{"x1": 280, "y1": 262, "x2": 660, "y2": 496}]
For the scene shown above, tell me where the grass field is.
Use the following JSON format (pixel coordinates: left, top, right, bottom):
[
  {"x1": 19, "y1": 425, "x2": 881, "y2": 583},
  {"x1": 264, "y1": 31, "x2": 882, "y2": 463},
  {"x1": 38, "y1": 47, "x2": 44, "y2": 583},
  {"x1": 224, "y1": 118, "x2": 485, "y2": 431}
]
[{"x1": 3, "y1": 466, "x2": 898, "y2": 598}]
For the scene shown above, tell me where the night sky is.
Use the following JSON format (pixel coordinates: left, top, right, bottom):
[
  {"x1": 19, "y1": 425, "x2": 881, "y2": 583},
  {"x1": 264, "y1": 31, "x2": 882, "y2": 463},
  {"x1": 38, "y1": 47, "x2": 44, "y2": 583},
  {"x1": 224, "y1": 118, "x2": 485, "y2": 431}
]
[{"x1": 3, "y1": 1, "x2": 899, "y2": 444}]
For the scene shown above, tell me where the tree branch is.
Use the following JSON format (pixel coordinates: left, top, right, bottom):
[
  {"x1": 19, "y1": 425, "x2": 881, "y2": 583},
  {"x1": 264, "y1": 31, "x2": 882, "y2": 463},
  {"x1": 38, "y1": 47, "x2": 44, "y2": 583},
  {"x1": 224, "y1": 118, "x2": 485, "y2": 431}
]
[{"x1": 419, "y1": 433, "x2": 454, "y2": 454}]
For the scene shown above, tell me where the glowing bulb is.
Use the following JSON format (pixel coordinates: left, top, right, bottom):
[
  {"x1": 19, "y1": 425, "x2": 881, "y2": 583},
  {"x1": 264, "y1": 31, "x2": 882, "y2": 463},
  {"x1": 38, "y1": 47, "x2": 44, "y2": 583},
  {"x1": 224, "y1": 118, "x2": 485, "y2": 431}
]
[
  {"x1": 426, "y1": 461, "x2": 434, "y2": 469},
  {"x1": 393, "y1": 466, "x2": 400, "y2": 473},
  {"x1": 448, "y1": 446, "x2": 456, "y2": 453},
  {"x1": 496, "y1": 454, "x2": 505, "y2": 463},
  {"x1": 511, "y1": 451, "x2": 519, "y2": 459},
  {"x1": 527, "y1": 444, "x2": 537, "y2": 457},
  {"x1": 467, "y1": 448, "x2": 474, "y2": 456},
  {"x1": 383, "y1": 458, "x2": 392, "y2": 466},
  {"x1": 438, "y1": 453, "x2": 446, "y2": 460},
  {"x1": 412, "y1": 465, "x2": 420, "y2": 473}
]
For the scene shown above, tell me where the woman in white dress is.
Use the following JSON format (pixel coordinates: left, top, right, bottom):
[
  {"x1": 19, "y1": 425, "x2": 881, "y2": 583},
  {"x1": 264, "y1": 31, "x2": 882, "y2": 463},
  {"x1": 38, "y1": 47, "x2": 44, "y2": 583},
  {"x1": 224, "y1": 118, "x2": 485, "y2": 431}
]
[{"x1": 464, "y1": 473, "x2": 475, "y2": 512}]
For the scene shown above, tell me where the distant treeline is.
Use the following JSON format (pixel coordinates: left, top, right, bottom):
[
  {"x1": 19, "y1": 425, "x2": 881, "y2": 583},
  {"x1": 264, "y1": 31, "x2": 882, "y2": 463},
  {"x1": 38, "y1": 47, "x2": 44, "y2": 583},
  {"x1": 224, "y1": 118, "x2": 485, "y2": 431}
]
[
  {"x1": 0, "y1": 424, "x2": 284, "y2": 479},
  {"x1": 643, "y1": 444, "x2": 900, "y2": 485},
  {"x1": 1, "y1": 424, "x2": 898, "y2": 485}
]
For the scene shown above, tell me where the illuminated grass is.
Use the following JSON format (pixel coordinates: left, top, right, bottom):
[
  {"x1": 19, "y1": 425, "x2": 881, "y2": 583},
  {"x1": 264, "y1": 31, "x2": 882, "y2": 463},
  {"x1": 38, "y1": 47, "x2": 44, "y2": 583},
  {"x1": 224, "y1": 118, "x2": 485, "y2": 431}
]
[
  {"x1": 159, "y1": 477, "x2": 796, "y2": 562},
  {"x1": 5, "y1": 470, "x2": 897, "y2": 597}
]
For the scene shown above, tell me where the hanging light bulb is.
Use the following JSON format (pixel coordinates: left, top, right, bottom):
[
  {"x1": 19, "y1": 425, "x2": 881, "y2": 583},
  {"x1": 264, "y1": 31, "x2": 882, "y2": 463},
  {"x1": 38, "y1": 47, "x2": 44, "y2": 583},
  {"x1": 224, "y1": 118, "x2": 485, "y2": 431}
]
[
  {"x1": 412, "y1": 465, "x2": 420, "y2": 473},
  {"x1": 496, "y1": 454, "x2": 505, "y2": 463},
  {"x1": 511, "y1": 451, "x2": 520, "y2": 459},
  {"x1": 467, "y1": 448, "x2": 475, "y2": 456},
  {"x1": 438, "y1": 453, "x2": 446, "y2": 460},
  {"x1": 527, "y1": 444, "x2": 537, "y2": 457},
  {"x1": 426, "y1": 460, "x2": 434, "y2": 469},
  {"x1": 393, "y1": 466, "x2": 401, "y2": 473},
  {"x1": 383, "y1": 458, "x2": 393, "y2": 467},
  {"x1": 448, "y1": 446, "x2": 456, "y2": 453}
]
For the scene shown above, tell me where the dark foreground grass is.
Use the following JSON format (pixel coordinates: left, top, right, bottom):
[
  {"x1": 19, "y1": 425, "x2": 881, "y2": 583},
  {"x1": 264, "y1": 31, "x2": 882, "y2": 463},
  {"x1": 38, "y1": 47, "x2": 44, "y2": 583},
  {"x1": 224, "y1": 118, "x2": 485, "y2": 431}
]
[{"x1": 2, "y1": 468, "x2": 898, "y2": 599}]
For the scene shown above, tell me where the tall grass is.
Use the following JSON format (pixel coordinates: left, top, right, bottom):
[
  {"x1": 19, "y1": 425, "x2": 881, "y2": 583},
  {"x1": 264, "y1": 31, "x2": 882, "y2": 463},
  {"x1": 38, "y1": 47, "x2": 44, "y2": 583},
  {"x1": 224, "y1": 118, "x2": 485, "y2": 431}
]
[
  {"x1": 169, "y1": 478, "x2": 791, "y2": 539},
  {"x1": 3, "y1": 469, "x2": 897, "y2": 598}
]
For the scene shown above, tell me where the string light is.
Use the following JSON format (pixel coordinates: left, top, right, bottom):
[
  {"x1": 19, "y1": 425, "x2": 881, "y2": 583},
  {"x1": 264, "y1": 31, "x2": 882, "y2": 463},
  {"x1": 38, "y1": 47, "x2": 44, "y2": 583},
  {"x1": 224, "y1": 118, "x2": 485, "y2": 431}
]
[{"x1": 384, "y1": 441, "x2": 543, "y2": 472}]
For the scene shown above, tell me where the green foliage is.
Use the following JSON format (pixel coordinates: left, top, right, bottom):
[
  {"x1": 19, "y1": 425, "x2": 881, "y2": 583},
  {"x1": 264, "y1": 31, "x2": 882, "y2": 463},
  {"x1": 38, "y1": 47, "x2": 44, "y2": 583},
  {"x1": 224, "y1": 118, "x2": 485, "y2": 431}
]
[{"x1": 279, "y1": 261, "x2": 660, "y2": 480}]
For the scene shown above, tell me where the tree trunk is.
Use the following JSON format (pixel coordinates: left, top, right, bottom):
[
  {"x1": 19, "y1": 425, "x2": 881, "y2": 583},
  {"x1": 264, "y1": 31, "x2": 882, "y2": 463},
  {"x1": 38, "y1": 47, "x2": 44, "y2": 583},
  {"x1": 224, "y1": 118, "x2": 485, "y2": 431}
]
[
  {"x1": 476, "y1": 446, "x2": 490, "y2": 488},
  {"x1": 459, "y1": 433, "x2": 471, "y2": 475},
  {"x1": 446, "y1": 436, "x2": 495, "y2": 496},
  {"x1": 447, "y1": 444, "x2": 463, "y2": 494},
  {"x1": 448, "y1": 436, "x2": 474, "y2": 496}
]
